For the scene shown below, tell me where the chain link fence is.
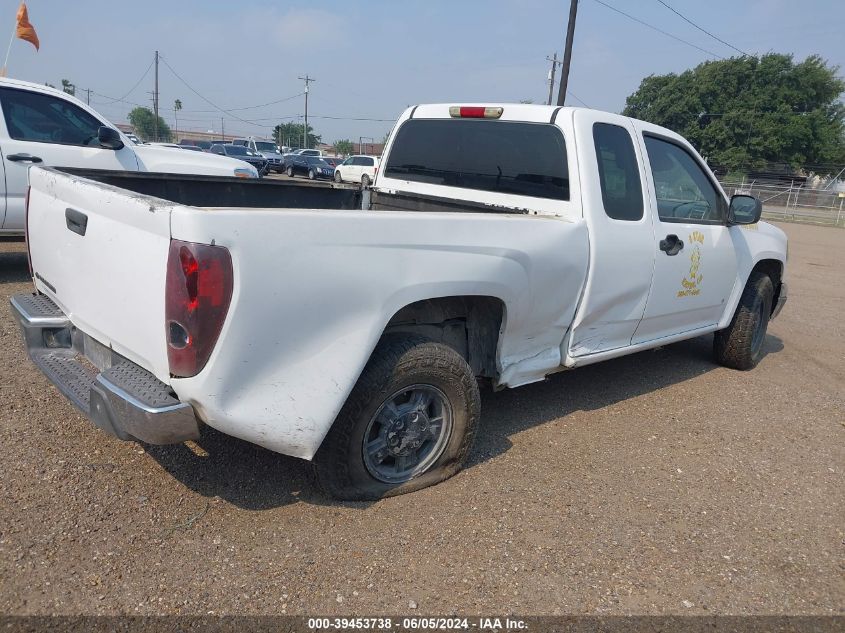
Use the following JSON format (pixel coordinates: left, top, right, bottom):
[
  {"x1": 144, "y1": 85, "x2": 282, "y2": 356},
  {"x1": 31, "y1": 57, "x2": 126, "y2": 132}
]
[{"x1": 718, "y1": 177, "x2": 845, "y2": 227}]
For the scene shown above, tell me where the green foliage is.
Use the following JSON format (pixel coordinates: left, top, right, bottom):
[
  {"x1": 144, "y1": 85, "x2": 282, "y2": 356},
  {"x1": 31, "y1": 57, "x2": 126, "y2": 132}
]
[
  {"x1": 128, "y1": 107, "x2": 172, "y2": 142},
  {"x1": 272, "y1": 122, "x2": 320, "y2": 149},
  {"x1": 333, "y1": 139, "x2": 354, "y2": 156},
  {"x1": 61, "y1": 79, "x2": 75, "y2": 96},
  {"x1": 622, "y1": 54, "x2": 845, "y2": 173}
]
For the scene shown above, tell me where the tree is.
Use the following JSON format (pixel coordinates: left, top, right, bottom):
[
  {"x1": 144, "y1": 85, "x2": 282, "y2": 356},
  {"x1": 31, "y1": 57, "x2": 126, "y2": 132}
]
[
  {"x1": 333, "y1": 139, "x2": 353, "y2": 156},
  {"x1": 622, "y1": 54, "x2": 845, "y2": 174},
  {"x1": 174, "y1": 99, "x2": 182, "y2": 138},
  {"x1": 61, "y1": 79, "x2": 75, "y2": 96},
  {"x1": 128, "y1": 107, "x2": 172, "y2": 142},
  {"x1": 271, "y1": 122, "x2": 320, "y2": 149}
]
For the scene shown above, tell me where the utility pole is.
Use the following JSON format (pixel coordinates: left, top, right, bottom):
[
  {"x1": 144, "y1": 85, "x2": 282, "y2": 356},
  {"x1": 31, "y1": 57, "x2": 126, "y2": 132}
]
[
  {"x1": 153, "y1": 50, "x2": 160, "y2": 141},
  {"x1": 298, "y1": 75, "x2": 315, "y2": 148},
  {"x1": 556, "y1": 0, "x2": 578, "y2": 107},
  {"x1": 84, "y1": 87, "x2": 91, "y2": 105},
  {"x1": 221, "y1": 117, "x2": 225, "y2": 141},
  {"x1": 546, "y1": 53, "x2": 561, "y2": 106}
]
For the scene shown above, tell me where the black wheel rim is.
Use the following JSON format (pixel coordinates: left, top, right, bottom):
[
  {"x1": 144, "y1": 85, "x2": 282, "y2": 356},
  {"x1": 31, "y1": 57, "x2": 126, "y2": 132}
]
[{"x1": 362, "y1": 384, "x2": 453, "y2": 484}]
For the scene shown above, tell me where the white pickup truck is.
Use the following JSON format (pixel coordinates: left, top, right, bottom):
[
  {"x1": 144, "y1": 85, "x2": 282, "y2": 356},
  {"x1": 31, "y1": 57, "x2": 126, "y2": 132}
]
[
  {"x1": 0, "y1": 77, "x2": 259, "y2": 234},
  {"x1": 11, "y1": 103, "x2": 787, "y2": 500}
]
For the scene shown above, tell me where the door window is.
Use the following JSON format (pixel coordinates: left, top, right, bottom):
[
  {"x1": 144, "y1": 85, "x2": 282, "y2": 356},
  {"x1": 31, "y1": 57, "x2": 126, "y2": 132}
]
[
  {"x1": 644, "y1": 135, "x2": 725, "y2": 224},
  {"x1": 0, "y1": 87, "x2": 104, "y2": 146},
  {"x1": 593, "y1": 123, "x2": 643, "y2": 221},
  {"x1": 361, "y1": 157, "x2": 374, "y2": 166}
]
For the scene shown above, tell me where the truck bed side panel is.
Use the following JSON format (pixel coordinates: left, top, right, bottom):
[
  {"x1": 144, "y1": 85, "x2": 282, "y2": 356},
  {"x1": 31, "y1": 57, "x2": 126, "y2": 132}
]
[{"x1": 169, "y1": 209, "x2": 589, "y2": 459}]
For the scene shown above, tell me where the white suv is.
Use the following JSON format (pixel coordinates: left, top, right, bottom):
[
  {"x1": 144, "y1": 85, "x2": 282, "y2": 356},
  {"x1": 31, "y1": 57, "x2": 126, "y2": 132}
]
[{"x1": 334, "y1": 155, "x2": 380, "y2": 186}]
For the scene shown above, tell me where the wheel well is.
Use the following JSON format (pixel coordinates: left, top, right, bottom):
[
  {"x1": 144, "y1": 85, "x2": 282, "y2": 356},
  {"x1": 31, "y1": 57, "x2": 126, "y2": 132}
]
[
  {"x1": 384, "y1": 296, "x2": 505, "y2": 379},
  {"x1": 751, "y1": 259, "x2": 783, "y2": 314}
]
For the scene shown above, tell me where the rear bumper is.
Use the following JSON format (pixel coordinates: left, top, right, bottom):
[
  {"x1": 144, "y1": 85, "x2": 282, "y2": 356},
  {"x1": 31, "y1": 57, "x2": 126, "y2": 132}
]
[
  {"x1": 10, "y1": 293, "x2": 199, "y2": 445},
  {"x1": 772, "y1": 281, "x2": 788, "y2": 319}
]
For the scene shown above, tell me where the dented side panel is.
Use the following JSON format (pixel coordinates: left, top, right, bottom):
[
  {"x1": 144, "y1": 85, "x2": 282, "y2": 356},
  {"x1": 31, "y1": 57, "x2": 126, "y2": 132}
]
[{"x1": 169, "y1": 209, "x2": 589, "y2": 459}]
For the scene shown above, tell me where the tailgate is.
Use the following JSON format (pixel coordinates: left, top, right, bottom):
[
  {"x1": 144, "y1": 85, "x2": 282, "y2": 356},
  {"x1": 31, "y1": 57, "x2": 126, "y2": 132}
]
[{"x1": 26, "y1": 167, "x2": 172, "y2": 381}]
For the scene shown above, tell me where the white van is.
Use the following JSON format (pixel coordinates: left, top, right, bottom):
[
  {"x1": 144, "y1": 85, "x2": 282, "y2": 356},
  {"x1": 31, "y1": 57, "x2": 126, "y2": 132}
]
[{"x1": 334, "y1": 155, "x2": 380, "y2": 185}]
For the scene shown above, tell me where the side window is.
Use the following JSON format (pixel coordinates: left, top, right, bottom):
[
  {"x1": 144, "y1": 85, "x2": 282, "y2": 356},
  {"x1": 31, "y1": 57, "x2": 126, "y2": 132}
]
[
  {"x1": 362, "y1": 158, "x2": 374, "y2": 166},
  {"x1": 0, "y1": 87, "x2": 103, "y2": 146},
  {"x1": 644, "y1": 136, "x2": 725, "y2": 224},
  {"x1": 593, "y1": 123, "x2": 643, "y2": 221}
]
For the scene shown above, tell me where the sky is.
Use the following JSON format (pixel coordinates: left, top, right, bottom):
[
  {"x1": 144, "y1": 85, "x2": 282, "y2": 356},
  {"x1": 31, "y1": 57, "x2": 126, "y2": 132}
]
[{"x1": 3, "y1": 0, "x2": 843, "y2": 144}]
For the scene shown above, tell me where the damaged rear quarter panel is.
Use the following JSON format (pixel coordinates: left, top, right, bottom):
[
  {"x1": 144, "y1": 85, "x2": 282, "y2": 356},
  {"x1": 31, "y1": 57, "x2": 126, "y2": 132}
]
[{"x1": 168, "y1": 208, "x2": 589, "y2": 459}]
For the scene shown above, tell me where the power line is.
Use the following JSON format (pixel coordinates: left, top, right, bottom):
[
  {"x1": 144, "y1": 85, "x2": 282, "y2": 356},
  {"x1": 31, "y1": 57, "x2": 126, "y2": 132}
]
[
  {"x1": 100, "y1": 59, "x2": 154, "y2": 104},
  {"x1": 567, "y1": 91, "x2": 591, "y2": 108},
  {"x1": 590, "y1": 0, "x2": 724, "y2": 59},
  {"x1": 186, "y1": 93, "x2": 305, "y2": 114},
  {"x1": 655, "y1": 0, "x2": 748, "y2": 56},
  {"x1": 157, "y1": 55, "x2": 268, "y2": 127}
]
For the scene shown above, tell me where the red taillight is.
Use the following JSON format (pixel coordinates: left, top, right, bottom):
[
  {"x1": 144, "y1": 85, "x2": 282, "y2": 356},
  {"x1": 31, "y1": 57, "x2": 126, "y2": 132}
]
[
  {"x1": 165, "y1": 240, "x2": 233, "y2": 378},
  {"x1": 24, "y1": 186, "x2": 33, "y2": 277},
  {"x1": 448, "y1": 106, "x2": 504, "y2": 119}
]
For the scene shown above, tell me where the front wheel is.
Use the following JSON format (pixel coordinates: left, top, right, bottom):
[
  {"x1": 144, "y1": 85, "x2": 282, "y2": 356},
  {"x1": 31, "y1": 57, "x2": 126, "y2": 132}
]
[
  {"x1": 334, "y1": 170, "x2": 343, "y2": 183},
  {"x1": 714, "y1": 272, "x2": 774, "y2": 370},
  {"x1": 361, "y1": 174, "x2": 371, "y2": 187},
  {"x1": 313, "y1": 335, "x2": 481, "y2": 500}
]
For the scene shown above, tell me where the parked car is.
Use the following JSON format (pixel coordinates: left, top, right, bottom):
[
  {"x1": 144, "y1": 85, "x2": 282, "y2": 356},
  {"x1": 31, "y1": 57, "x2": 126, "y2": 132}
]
[
  {"x1": 0, "y1": 77, "x2": 258, "y2": 234},
  {"x1": 285, "y1": 154, "x2": 335, "y2": 180},
  {"x1": 12, "y1": 102, "x2": 787, "y2": 501},
  {"x1": 179, "y1": 145, "x2": 204, "y2": 152},
  {"x1": 334, "y1": 155, "x2": 380, "y2": 186},
  {"x1": 210, "y1": 144, "x2": 269, "y2": 176},
  {"x1": 124, "y1": 132, "x2": 141, "y2": 144},
  {"x1": 233, "y1": 137, "x2": 285, "y2": 173}
]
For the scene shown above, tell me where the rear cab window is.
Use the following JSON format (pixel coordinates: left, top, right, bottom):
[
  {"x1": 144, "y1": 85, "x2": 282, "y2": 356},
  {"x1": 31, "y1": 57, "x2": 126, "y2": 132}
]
[{"x1": 383, "y1": 119, "x2": 569, "y2": 202}]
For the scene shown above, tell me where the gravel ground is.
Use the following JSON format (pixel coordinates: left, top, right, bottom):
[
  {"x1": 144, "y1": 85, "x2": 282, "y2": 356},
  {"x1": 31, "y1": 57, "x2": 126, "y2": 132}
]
[{"x1": 0, "y1": 223, "x2": 842, "y2": 616}]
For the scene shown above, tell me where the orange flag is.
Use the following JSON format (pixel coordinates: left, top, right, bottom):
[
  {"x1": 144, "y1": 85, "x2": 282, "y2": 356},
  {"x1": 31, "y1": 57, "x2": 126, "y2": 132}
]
[{"x1": 15, "y1": 2, "x2": 39, "y2": 51}]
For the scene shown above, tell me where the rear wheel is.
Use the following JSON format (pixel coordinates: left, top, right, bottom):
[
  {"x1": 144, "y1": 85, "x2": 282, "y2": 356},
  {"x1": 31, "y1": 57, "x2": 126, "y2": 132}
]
[
  {"x1": 286, "y1": 165, "x2": 294, "y2": 178},
  {"x1": 308, "y1": 169, "x2": 316, "y2": 180},
  {"x1": 313, "y1": 335, "x2": 481, "y2": 500},
  {"x1": 714, "y1": 272, "x2": 774, "y2": 370},
  {"x1": 361, "y1": 174, "x2": 371, "y2": 187}
]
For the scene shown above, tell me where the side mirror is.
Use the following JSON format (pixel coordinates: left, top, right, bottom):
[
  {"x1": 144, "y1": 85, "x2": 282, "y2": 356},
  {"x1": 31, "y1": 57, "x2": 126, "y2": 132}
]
[
  {"x1": 97, "y1": 126, "x2": 124, "y2": 150},
  {"x1": 728, "y1": 194, "x2": 762, "y2": 225}
]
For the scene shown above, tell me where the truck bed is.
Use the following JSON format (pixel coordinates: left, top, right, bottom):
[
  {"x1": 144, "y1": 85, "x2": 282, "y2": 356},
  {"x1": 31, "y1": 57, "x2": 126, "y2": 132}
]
[{"x1": 58, "y1": 168, "x2": 364, "y2": 210}]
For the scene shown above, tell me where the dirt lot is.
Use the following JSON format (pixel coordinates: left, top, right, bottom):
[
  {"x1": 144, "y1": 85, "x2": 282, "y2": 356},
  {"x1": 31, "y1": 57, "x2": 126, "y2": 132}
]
[{"x1": 0, "y1": 223, "x2": 842, "y2": 616}]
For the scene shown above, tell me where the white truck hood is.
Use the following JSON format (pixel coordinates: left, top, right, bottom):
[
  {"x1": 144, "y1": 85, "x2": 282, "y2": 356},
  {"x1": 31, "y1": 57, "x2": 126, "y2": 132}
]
[{"x1": 132, "y1": 145, "x2": 257, "y2": 177}]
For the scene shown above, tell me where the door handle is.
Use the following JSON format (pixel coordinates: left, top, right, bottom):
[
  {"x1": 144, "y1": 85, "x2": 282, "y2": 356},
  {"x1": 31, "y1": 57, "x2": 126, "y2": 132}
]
[
  {"x1": 659, "y1": 234, "x2": 684, "y2": 256},
  {"x1": 7, "y1": 153, "x2": 43, "y2": 163},
  {"x1": 65, "y1": 208, "x2": 88, "y2": 236}
]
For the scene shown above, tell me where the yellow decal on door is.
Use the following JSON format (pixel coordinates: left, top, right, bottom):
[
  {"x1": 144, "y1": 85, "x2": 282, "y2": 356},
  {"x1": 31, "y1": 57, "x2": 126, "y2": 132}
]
[{"x1": 677, "y1": 231, "x2": 704, "y2": 297}]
